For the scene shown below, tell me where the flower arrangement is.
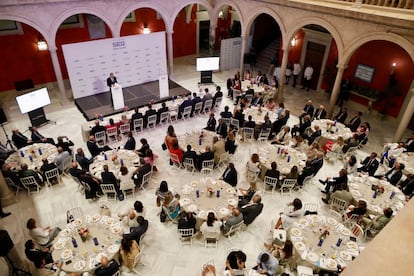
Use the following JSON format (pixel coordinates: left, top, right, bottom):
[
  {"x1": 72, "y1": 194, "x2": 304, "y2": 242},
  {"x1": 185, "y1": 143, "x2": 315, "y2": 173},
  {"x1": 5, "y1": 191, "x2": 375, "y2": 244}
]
[
  {"x1": 199, "y1": 131, "x2": 204, "y2": 138},
  {"x1": 111, "y1": 154, "x2": 118, "y2": 162},
  {"x1": 78, "y1": 227, "x2": 90, "y2": 242},
  {"x1": 123, "y1": 106, "x2": 129, "y2": 112},
  {"x1": 377, "y1": 185, "x2": 385, "y2": 194},
  {"x1": 258, "y1": 106, "x2": 262, "y2": 113},
  {"x1": 207, "y1": 187, "x2": 213, "y2": 197},
  {"x1": 96, "y1": 114, "x2": 104, "y2": 121},
  {"x1": 319, "y1": 227, "x2": 330, "y2": 240}
]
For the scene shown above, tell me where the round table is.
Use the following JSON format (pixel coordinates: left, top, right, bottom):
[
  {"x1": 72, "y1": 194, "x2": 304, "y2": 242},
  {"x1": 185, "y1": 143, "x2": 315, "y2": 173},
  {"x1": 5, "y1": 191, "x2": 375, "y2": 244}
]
[
  {"x1": 89, "y1": 149, "x2": 139, "y2": 182},
  {"x1": 312, "y1": 119, "x2": 352, "y2": 146},
  {"x1": 396, "y1": 152, "x2": 414, "y2": 175},
  {"x1": 51, "y1": 215, "x2": 123, "y2": 273},
  {"x1": 348, "y1": 175, "x2": 405, "y2": 214},
  {"x1": 258, "y1": 144, "x2": 306, "y2": 176},
  {"x1": 243, "y1": 106, "x2": 278, "y2": 126},
  {"x1": 288, "y1": 215, "x2": 359, "y2": 272},
  {"x1": 6, "y1": 143, "x2": 58, "y2": 171},
  {"x1": 179, "y1": 178, "x2": 238, "y2": 221},
  {"x1": 177, "y1": 130, "x2": 217, "y2": 153}
]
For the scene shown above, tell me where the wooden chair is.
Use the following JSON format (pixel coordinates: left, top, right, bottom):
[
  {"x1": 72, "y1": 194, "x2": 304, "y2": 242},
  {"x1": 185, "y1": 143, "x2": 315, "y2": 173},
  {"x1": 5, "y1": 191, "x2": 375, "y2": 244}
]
[
  {"x1": 264, "y1": 176, "x2": 278, "y2": 195},
  {"x1": 100, "y1": 183, "x2": 117, "y2": 201},
  {"x1": 95, "y1": 130, "x2": 106, "y2": 146},
  {"x1": 330, "y1": 196, "x2": 349, "y2": 213},
  {"x1": 5, "y1": 177, "x2": 23, "y2": 197},
  {"x1": 106, "y1": 127, "x2": 118, "y2": 143},
  {"x1": 181, "y1": 106, "x2": 192, "y2": 120},
  {"x1": 243, "y1": 127, "x2": 255, "y2": 141},
  {"x1": 280, "y1": 179, "x2": 297, "y2": 197},
  {"x1": 178, "y1": 228, "x2": 194, "y2": 247},
  {"x1": 203, "y1": 230, "x2": 220, "y2": 248},
  {"x1": 203, "y1": 99, "x2": 213, "y2": 114},
  {"x1": 159, "y1": 112, "x2": 170, "y2": 125},
  {"x1": 193, "y1": 102, "x2": 203, "y2": 116},
  {"x1": 183, "y1": 158, "x2": 196, "y2": 175},
  {"x1": 147, "y1": 114, "x2": 157, "y2": 129},
  {"x1": 44, "y1": 168, "x2": 62, "y2": 187},
  {"x1": 20, "y1": 176, "x2": 41, "y2": 195},
  {"x1": 133, "y1": 118, "x2": 144, "y2": 134}
]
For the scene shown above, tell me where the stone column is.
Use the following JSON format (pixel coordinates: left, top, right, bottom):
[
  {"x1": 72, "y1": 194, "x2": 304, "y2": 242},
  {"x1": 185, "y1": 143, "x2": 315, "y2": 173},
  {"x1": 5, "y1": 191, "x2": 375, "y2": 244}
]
[
  {"x1": 166, "y1": 31, "x2": 174, "y2": 78},
  {"x1": 277, "y1": 47, "x2": 289, "y2": 102},
  {"x1": 49, "y1": 47, "x2": 68, "y2": 104},
  {"x1": 393, "y1": 88, "x2": 414, "y2": 142},
  {"x1": 240, "y1": 35, "x2": 248, "y2": 79},
  {"x1": 327, "y1": 64, "x2": 347, "y2": 118},
  {"x1": 209, "y1": 24, "x2": 216, "y2": 56},
  {"x1": 0, "y1": 172, "x2": 13, "y2": 206}
]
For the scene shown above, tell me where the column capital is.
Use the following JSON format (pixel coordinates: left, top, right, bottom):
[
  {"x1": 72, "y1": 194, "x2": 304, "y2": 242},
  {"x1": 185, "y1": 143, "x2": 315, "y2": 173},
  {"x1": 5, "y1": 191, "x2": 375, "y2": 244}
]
[{"x1": 336, "y1": 64, "x2": 348, "y2": 71}]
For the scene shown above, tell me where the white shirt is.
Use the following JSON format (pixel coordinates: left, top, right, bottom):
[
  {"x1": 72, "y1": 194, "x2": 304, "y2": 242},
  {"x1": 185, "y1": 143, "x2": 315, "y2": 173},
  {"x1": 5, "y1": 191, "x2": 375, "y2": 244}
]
[
  {"x1": 293, "y1": 63, "x2": 301, "y2": 75},
  {"x1": 273, "y1": 67, "x2": 281, "y2": 80},
  {"x1": 276, "y1": 130, "x2": 291, "y2": 145},
  {"x1": 200, "y1": 220, "x2": 222, "y2": 233},
  {"x1": 304, "y1": 66, "x2": 314, "y2": 80}
]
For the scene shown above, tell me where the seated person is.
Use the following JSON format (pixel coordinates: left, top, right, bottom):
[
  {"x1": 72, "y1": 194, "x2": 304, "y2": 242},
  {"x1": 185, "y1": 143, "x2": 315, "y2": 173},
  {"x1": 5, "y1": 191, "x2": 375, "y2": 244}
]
[
  {"x1": 399, "y1": 174, "x2": 414, "y2": 197},
  {"x1": 272, "y1": 240, "x2": 293, "y2": 267},
  {"x1": 238, "y1": 182, "x2": 257, "y2": 207},
  {"x1": 200, "y1": 212, "x2": 222, "y2": 234},
  {"x1": 221, "y1": 207, "x2": 243, "y2": 234},
  {"x1": 225, "y1": 250, "x2": 247, "y2": 275},
  {"x1": 105, "y1": 119, "x2": 119, "y2": 132},
  {"x1": 197, "y1": 146, "x2": 214, "y2": 171},
  {"x1": 155, "y1": 180, "x2": 171, "y2": 207},
  {"x1": 120, "y1": 238, "x2": 140, "y2": 271},
  {"x1": 30, "y1": 127, "x2": 55, "y2": 145},
  {"x1": 95, "y1": 256, "x2": 119, "y2": 276},
  {"x1": 86, "y1": 135, "x2": 112, "y2": 157},
  {"x1": 131, "y1": 158, "x2": 152, "y2": 187},
  {"x1": 90, "y1": 120, "x2": 106, "y2": 136},
  {"x1": 19, "y1": 163, "x2": 43, "y2": 185},
  {"x1": 179, "y1": 95, "x2": 193, "y2": 118},
  {"x1": 253, "y1": 252, "x2": 278, "y2": 276},
  {"x1": 157, "y1": 102, "x2": 169, "y2": 123},
  {"x1": 124, "y1": 132, "x2": 136, "y2": 150},
  {"x1": 122, "y1": 216, "x2": 149, "y2": 244},
  {"x1": 322, "y1": 182, "x2": 353, "y2": 205},
  {"x1": 345, "y1": 199, "x2": 367, "y2": 218},
  {"x1": 178, "y1": 211, "x2": 197, "y2": 234},
  {"x1": 101, "y1": 164, "x2": 122, "y2": 196},
  {"x1": 12, "y1": 129, "x2": 33, "y2": 149},
  {"x1": 265, "y1": 98, "x2": 276, "y2": 111},
  {"x1": 69, "y1": 162, "x2": 82, "y2": 179},
  {"x1": 2, "y1": 163, "x2": 21, "y2": 187},
  {"x1": 39, "y1": 158, "x2": 58, "y2": 182},
  {"x1": 380, "y1": 142, "x2": 405, "y2": 167},
  {"x1": 320, "y1": 168, "x2": 348, "y2": 194},
  {"x1": 366, "y1": 207, "x2": 394, "y2": 237},
  {"x1": 169, "y1": 140, "x2": 184, "y2": 164},
  {"x1": 247, "y1": 153, "x2": 261, "y2": 177},
  {"x1": 26, "y1": 218, "x2": 61, "y2": 248},
  {"x1": 212, "y1": 136, "x2": 226, "y2": 165},
  {"x1": 240, "y1": 194, "x2": 263, "y2": 225},
  {"x1": 118, "y1": 200, "x2": 146, "y2": 228},
  {"x1": 225, "y1": 128, "x2": 237, "y2": 154},
  {"x1": 24, "y1": 239, "x2": 54, "y2": 269},
  {"x1": 301, "y1": 124, "x2": 321, "y2": 145},
  {"x1": 244, "y1": 115, "x2": 256, "y2": 129},
  {"x1": 271, "y1": 126, "x2": 291, "y2": 145},
  {"x1": 357, "y1": 152, "x2": 379, "y2": 176},
  {"x1": 183, "y1": 144, "x2": 198, "y2": 168},
  {"x1": 204, "y1": 112, "x2": 216, "y2": 131},
  {"x1": 291, "y1": 115, "x2": 311, "y2": 137},
  {"x1": 56, "y1": 136, "x2": 74, "y2": 155},
  {"x1": 403, "y1": 132, "x2": 414, "y2": 152},
  {"x1": 0, "y1": 143, "x2": 15, "y2": 162},
  {"x1": 275, "y1": 198, "x2": 303, "y2": 229},
  {"x1": 162, "y1": 191, "x2": 180, "y2": 220},
  {"x1": 135, "y1": 138, "x2": 150, "y2": 158},
  {"x1": 221, "y1": 162, "x2": 238, "y2": 187},
  {"x1": 54, "y1": 146, "x2": 71, "y2": 173},
  {"x1": 220, "y1": 105, "x2": 233, "y2": 119},
  {"x1": 271, "y1": 112, "x2": 288, "y2": 135},
  {"x1": 79, "y1": 169, "x2": 103, "y2": 198},
  {"x1": 265, "y1": 161, "x2": 280, "y2": 182},
  {"x1": 143, "y1": 104, "x2": 157, "y2": 127},
  {"x1": 377, "y1": 162, "x2": 404, "y2": 185},
  {"x1": 333, "y1": 106, "x2": 348, "y2": 124},
  {"x1": 312, "y1": 105, "x2": 327, "y2": 120},
  {"x1": 75, "y1": 148, "x2": 93, "y2": 171},
  {"x1": 216, "y1": 118, "x2": 228, "y2": 138}
]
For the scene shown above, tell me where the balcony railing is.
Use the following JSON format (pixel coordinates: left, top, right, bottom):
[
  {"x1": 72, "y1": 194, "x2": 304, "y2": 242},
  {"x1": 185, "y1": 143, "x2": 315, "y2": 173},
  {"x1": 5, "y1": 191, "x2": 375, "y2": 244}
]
[{"x1": 341, "y1": 0, "x2": 414, "y2": 9}]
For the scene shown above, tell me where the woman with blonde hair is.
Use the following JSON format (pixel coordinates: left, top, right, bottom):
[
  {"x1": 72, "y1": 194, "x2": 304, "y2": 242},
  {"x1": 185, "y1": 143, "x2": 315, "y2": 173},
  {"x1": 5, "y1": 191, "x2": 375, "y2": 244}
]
[{"x1": 120, "y1": 237, "x2": 140, "y2": 271}]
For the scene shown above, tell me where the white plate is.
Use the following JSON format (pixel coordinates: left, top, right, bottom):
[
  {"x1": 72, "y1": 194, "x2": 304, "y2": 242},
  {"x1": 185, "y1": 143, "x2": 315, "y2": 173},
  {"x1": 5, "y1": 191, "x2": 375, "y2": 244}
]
[
  {"x1": 60, "y1": 229, "x2": 71, "y2": 237},
  {"x1": 290, "y1": 227, "x2": 302, "y2": 237},
  {"x1": 187, "y1": 204, "x2": 198, "y2": 212},
  {"x1": 179, "y1": 198, "x2": 192, "y2": 206},
  {"x1": 298, "y1": 218, "x2": 309, "y2": 227},
  {"x1": 226, "y1": 188, "x2": 235, "y2": 193},
  {"x1": 95, "y1": 252, "x2": 107, "y2": 263},
  {"x1": 311, "y1": 215, "x2": 321, "y2": 223},
  {"x1": 73, "y1": 219, "x2": 82, "y2": 227},
  {"x1": 294, "y1": 241, "x2": 306, "y2": 251},
  {"x1": 181, "y1": 187, "x2": 192, "y2": 195},
  {"x1": 106, "y1": 217, "x2": 115, "y2": 225},
  {"x1": 107, "y1": 244, "x2": 120, "y2": 254},
  {"x1": 351, "y1": 190, "x2": 361, "y2": 197},
  {"x1": 54, "y1": 240, "x2": 66, "y2": 250},
  {"x1": 92, "y1": 214, "x2": 101, "y2": 222},
  {"x1": 307, "y1": 252, "x2": 319, "y2": 262},
  {"x1": 326, "y1": 258, "x2": 337, "y2": 269},
  {"x1": 191, "y1": 181, "x2": 199, "y2": 187},
  {"x1": 350, "y1": 183, "x2": 359, "y2": 189},
  {"x1": 61, "y1": 249, "x2": 72, "y2": 260},
  {"x1": 340, "y1": 251, "x2": 352, "y2": 261},
  {"x1": 341, "y1": 228, "x2": 351, "y2": 236},
  {"x1": 327, "y1": 217, "x2": 338, "y2": 226},
  {"x1": 397, "y1": 194, "x2": 405, "y2": 201},
  {"x1": 111, "y1": 225, "x2": 122, "y2": 234},
  {"x1": 73, "y1": 260, "x2": 86, "y2": 271},
  {"x1": 346, "y1": 241, "x2": 358, "y2": 250},
  {"x1": 371, "y1": 205, "x2": 382, "y2": 213},
  {"x1": 219, "y1": 207, "x2": 230, "y2": 216},
  {"x1": 227, "y1": 199, "x2": 237, "y2": 206}
]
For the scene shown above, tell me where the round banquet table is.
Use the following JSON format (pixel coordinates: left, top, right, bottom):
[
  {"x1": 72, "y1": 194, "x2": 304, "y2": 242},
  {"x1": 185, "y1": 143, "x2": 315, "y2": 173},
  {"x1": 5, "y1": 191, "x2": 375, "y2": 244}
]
[
  {"x1": 348, "y1": 175, "x2": 406, "y2": 214},
  {"x1": 89, "y1": 149, "x2": 139, "y2": 182},
  {"x1": 177, "y1": 130, "x2": 217, "y2": 153},
  {"x1": 258, "y1": 144, "x2": 306, "y2": 178},
  {"x1": 178, "y1": 178, "x2": 238, "y2": 229},
  {"x1": 288, "y1": 215, "x2": 359, "y2": 272},
  {"x1": 51, "y1": 215, "x2": 123, "y2": 273},
  {"x1": 6, "y1": 143, "x2": 58, "y2": 171},
  {"x1": 312, "y1": 119, "x2": 352, "y2": 146},
  {"x1": 243, "y1": 106, "x2": 278, "y2": 126},
  {"x1": 396, "y1": 152, "x2": 414, "y2": 175}
]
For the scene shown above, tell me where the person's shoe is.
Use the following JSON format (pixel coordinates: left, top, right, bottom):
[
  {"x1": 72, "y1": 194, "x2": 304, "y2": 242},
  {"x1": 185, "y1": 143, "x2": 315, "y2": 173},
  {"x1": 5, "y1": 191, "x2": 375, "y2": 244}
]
[
  {"x1": 321, "y1": 198, "x2": 329, "y2": 204},
  {"x1": 0, "y1": 212, "x2": 11, "y2": 218},
  {"x1": 319, "y1": 179, "x2": 326, "y2": 185}
]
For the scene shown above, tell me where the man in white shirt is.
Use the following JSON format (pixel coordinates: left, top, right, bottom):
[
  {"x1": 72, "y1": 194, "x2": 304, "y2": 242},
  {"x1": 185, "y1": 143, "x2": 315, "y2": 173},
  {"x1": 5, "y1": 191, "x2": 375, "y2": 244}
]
[
  {"x1": 292, "y1": 60, "x2": 301, "y2": 88},
  {"x1": 302, "y1": 64, "x2": 314, "y2": 91},
  {"x1": 271, "y1": 126, "x2": 291, "y2": 145}
]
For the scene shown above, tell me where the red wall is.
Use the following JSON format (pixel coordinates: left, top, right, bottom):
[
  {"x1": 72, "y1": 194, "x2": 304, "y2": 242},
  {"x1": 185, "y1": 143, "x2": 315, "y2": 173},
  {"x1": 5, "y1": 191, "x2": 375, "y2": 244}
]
[
  {"x1": 120, "y1": 8, "x2": 166, "y2": 36},
  {"x1": 172, "y1": 6, "x2": 197, "y2": 57},
  {"x1": 287, "y1": 29, "x2": 305, "y2": 64},
  {"x1": 344, "y1": 40, "x2": 414, "y2": 117},
  {"x1": 0, "y1": 24, "x2": 56, "y2": 91}
]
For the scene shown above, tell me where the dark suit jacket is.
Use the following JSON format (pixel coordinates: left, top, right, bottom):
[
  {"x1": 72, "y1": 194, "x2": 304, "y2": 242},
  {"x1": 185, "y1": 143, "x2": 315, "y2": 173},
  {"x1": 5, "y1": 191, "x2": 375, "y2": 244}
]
[
  {"x1": 213, "y1": 91, "x2": 223, "y2": 105},
  {"x1": 124, "y1": 136, "x2": 136, "y2": 150},
  {"x1": 101, "y1": 171, "x2": 118, "y2": 184},
  {"x1": 241, "y1": 203, "x2": 263, "y2": 225},
  {"x1": 87, "y1": 140, "x2": 102, "y2": 157},
  {"x1": 123, "y1": 219, "x2": 149, "y2": 244},
  {"x1": 144, "y1": 109, "x2": 157, "y2": 126},
  {"x1": 405, "y1": 139, "x2": 414, "y2": 152},
  {"x1": 311, "y1": 158, "x2": 324, "y2": 176},
  {"x1": 90, "y1": 125, "x2": 106, "y2": 136},
  {"x1": 308, "y1": 129, "x2": 322, "y2": 144},
  {"x1": 313, "y1": 109, "x2": 327, "y2": 120},
  {"x1": 265, "y1": 169, "x2": 280, "y2": 180},
  {"x1": 197, "y1": 151, "x2": 214, "y2": 170},
  {"x1": 252, "y1": 97, "x2": 263, "y2": 106},
  {"x1": 220, "y1": 111, "x2": 232, "y2": 119},
  {"x1": 192, "y1": 97, "x2": 202, "y2": 110},
  {"x1": 25, "y1": 248, "x2": 53, "y2": 268},
  {"x1": 385, "y1": 168, "x2": 403, "y2": 185},
  {"x1": 19, "y1": 169, "x2": 42, "y2": 184},
  {"x1": 183, "y1": 150, "x2": 198, "y2": 164},
  {"x1": 75, "y1": 154, "x2": 93, "y2": 171},
  {"x1": 106, "y1": 77, "x2": 117, "y2": 88},
  {"x1": 303, "y1": 104, "x2": 314, "y2": 117},
  {"x1": 216, "y1": 123, "x2": 228, "y2": 138},
  {"x1": 180, "y1": 99, "x2": 193, "y2": 113},
  {"x1": 205, "y1": 117, "x2": 216, "y2": 131},
  {"x1": 2, "y1": 169, "x2": 21, "y2": 186},
  {"x1": 272, "y1": 118, "x2": 288, "y2": 134},
  {"x1": 157, "y1": 106, "x2": 169, "y2": 123},
  {"x1": 132, "y1": 164, "x2": 152, "y2": 187},
  {"x1": 12, "y1": 132, "x2": 30, "y2": 148},
  {"x1": 359, "y1": 157, "x2": 379, "y2": 176},
  {"x1": 95, "y1": 260, "x2": 119, "y2": 276},
  {"x1": 334, "y1": 110, "x2": 348, "y2": 124},
  {"x1": 69, "y1": 167, "x2": 82, "y2": 179},
  {"x1": 348, "y1": 116, "x2": 361, "y2": 132},
  {"x1": 244, "y1": 120, "x2": 256, "y2": 129},
  {"x1": 222, "y1": 168, "x2": 238, "y2": 187}
]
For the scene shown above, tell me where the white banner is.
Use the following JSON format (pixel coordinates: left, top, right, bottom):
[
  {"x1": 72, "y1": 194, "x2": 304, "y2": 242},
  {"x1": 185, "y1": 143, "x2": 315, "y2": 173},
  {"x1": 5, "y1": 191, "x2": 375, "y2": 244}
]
[{"x1": 63, "y1": 32, "x2": 168, "y2": 99}]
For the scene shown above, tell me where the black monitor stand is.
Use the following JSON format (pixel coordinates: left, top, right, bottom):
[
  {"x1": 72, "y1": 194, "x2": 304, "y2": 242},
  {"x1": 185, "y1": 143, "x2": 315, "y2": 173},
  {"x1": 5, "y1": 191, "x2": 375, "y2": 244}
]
[{"x1": 200, "y1": 71, "x2": 213, "y2": 84}]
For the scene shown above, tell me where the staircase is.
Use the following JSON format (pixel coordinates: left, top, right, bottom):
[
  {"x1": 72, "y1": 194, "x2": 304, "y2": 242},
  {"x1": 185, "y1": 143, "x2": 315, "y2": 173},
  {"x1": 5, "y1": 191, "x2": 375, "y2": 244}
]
[{"x1": 251, "y1": 37, "x2": 281, "y2": 76}]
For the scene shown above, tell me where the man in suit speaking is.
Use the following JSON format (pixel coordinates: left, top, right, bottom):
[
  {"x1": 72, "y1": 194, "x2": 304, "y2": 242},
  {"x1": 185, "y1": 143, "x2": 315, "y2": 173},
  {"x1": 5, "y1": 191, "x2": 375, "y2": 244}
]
[{"x1": 107, "y1": 72, "x2": 118, "y2": 106}]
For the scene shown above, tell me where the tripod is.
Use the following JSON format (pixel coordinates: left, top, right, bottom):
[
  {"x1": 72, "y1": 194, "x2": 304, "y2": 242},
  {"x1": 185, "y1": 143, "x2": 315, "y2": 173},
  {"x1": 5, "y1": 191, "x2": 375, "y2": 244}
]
[{"x1": 1, "y1": 123, "x2": 14, "y2": 150}]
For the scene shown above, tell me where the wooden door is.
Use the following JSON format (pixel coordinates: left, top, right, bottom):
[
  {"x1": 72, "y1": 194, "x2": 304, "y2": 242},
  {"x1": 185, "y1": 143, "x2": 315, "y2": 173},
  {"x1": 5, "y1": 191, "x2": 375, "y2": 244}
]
[{"x1": 303, "y1": 41, "x2": 325, "y2": 90}]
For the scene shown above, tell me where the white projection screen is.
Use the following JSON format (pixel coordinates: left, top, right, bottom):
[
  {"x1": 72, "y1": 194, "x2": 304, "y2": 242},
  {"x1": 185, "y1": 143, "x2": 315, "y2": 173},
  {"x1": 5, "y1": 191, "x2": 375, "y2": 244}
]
[
  {"x1": 62, "y1": 32, "x2": 168, "y2": 99},
  {"x1": 16, "y1": 87, "x2": 51, "y2": 114}
]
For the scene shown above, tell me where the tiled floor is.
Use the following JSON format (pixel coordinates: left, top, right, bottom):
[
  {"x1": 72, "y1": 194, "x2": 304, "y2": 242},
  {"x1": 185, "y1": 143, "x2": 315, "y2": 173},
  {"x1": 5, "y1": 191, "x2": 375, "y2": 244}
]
[{"x1": 0, "y1": 55, "x2": 410, "y2": 275}]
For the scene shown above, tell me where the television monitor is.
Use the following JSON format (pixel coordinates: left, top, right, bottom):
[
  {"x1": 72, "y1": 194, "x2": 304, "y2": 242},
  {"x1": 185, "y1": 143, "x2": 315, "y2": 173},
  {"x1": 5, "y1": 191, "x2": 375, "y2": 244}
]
[
  {"x1": 196, "y1": 57, "x2": 220, "y2": 71},
  {"x1": 16, "y1": 87, "x2": 51, "y2": 114}
]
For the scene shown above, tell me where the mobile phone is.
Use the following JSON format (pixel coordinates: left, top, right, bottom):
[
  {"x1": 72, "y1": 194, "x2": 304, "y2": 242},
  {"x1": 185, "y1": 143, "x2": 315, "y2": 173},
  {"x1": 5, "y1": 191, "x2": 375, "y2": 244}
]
[
  {"x1": 65, "y1": 260, "x2": 72, "y2": 265},
  {"x1": 350, "y1": 236, "x2": 357, "y2": 242}
]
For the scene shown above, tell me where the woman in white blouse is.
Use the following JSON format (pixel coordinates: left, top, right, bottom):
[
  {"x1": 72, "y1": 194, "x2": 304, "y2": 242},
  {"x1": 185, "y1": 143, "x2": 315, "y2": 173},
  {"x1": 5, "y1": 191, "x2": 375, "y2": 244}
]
[
  {"x1": 26, "y1": 218, "x2": 60, "y2": 248},
  {"x1": 200, "y1": 212, "x2": 222, "y2": 234},
  {"x1": 344, "y1": 155, "x2": 358, "y2": 176},
  {"x1": 274, "y1": 198, "x2": 303, "y2": 229}
]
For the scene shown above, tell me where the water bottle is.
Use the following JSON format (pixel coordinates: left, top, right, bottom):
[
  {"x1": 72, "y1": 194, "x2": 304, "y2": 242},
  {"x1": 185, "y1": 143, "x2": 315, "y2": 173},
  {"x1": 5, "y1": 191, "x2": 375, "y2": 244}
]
[
  {"x1": 277, "y1": 147, "x2": 280, "y2": 154},
  {"x1": 373, "y1": 190, "x2": 378, "y2": 199},
  {"x1": 336, "y1": 128, "x2": 339, "y2": 133},
  {"x1": 336, "y1": 238, "x2": 343, "y2": 247},
  {"x1": 196, "y1": 190, "x2": 200, "y2": 198},
  {"x1": 104, "y1": 153, "x2": 107, "y2": 160},
  {"x1": 390, "y1": 191, "x2": 396, "y2": 200},
  {"x1": 120, "y1": 159, "x2": 124, "y2": 166},
  {"x1": 333, "y1": 120, "x2": 337, "y2": 126},
  {"x1": 29, "y1": 155, "x2": 33, "y2": 162},
  {"x1": 71, "y1": 237, "x2": 78, "y2": 248},
  {"x1": 198, "y1": 138, "x2": 202, "y2": 146},
  {"x1": 317, "y1": 238, "x2": 324, "y2": 247},
  {"x1": 216, "y1": 190, "x2": 220, "y2": 198},
  {"x1": 93, "y1": 237, "x2": 99, "y2": 246},
  {"x1": 20, "y1": 150, "x2": 24, "y2": 157},
  {"x1": 287, "y1": 155, "x2": 291, "y2": 163},
  {"x1": 38, "y1": 148, "x2": 43, "y2": 155}
]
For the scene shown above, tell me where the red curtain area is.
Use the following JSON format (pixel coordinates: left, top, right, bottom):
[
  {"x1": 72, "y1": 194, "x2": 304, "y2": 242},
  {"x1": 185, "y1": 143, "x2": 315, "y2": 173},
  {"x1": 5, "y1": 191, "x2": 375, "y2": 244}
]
[
  {"x1": 120, "y1": 8, "x2": 166, "y2": 36},
  {"x1": 173, "y1": 7, "x2": 197, "y2": 57},
  {"x1": 287, "y1": 29, "x2": 305, "y2": 65}
]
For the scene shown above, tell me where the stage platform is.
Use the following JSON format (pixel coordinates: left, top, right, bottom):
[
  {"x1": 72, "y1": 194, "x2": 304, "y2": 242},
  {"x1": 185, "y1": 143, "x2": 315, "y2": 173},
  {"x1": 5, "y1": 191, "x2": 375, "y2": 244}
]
[{"x1": 75, "y1": 79, "x2": 189, "y2": 121}]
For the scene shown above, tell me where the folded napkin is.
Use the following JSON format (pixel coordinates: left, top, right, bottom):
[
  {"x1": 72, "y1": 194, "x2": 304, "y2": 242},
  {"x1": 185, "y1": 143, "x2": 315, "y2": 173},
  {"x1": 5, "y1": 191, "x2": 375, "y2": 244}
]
[
  {"x1": 290, "y1": 236, "x2": 303, "y2": 242},
  {"x1": 88, "y1": 256, "x2": 96, "y2": 269}
]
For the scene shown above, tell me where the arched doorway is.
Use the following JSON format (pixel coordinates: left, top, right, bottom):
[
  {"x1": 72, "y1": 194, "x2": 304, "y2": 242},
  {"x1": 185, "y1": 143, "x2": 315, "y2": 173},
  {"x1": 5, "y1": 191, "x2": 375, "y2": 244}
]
[{"x1": 120, "y1": 8, "x2": 166, "y2": 36}]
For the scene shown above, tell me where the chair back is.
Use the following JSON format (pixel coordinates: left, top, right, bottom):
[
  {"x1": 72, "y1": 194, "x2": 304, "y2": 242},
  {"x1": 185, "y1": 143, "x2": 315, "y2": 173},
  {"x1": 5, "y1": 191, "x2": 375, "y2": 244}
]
[
  {"x1": 111, "y1": 271, "x2": 121, "y2": 276},
  {"x1": 106, "y1": 127, "x2": 118, "y2": 137},
  {"x1": 194, "y1": 102, "x2": 203, "y2": 115},
  {"x1": 303, "y1": 202, "x2": 319, "y2": 214},
  {"x1": 224, "y1": 220, "x2": 244, "y2": 239},
  {"x1": 20, "y1": 176, "x2": 40, "y2": 195},
  {"x1": 61, "y1": 156, "x2": 73, "y2": 174},
  {"x1": 351, "y1": 223, "x2": 364, "y2": 240},
  {"x1": 243, "y1": 127, "x2": 255, "y2": 141},
  {"x1": 95, "y1": 130, "x2": 106, "y2": 145},
  {"x1": 178, "y1": 228, "x2": 194, "y2": 246},
  {"x1": 133, "y1": 118, "x2": 144, "y2": 133},
  {"x1": 200, "y1": 167, "x2": 213, "y2": 176},
  {"x1": 258, "y1": 128, "x2": 271, "y2": 140},
  {"x1": 121, "y1": 182, "x2": 135, "y2": 199},
  {"x1": 280, "y1": 179, "x2": 297, "y2": 196},
  {"x1": 45, "y1": 168, "x2": 60, "y2": 186},
  {"x1": 221, "y1": 117, "x2": 231, "y2": 127},
  {"x1": 203, "y1": 230, "x2": 220, "y2": 248},
  {"x1": 160, "y1": 112, "x2": 169, "y2": 124},
  {"x1": 67, "y1": 207, "x2": 83, "y2": 220},
  {"x1": 203, "y1": 99, "x2": 213, "y2": 113},
  {"x1": 330, "y1": 196, "x2": 349, "y2": 213},
  {"x1": 182, "y1": 106, "x2": 192, "y2": 119},
  {"x1": 344, "y1": 214, "x2": 361, "y2": 227},
  {"x1": 214, "y1": 97, "x2": 222, "y2": 109},
  {"x1": 119, "y1": 123, "x2": 131, "y2": 135},
  {"x1": 141, "y1": 171, "x2": 153, "y2": 188},
  {"x1": 170, "y1": 153, "x2": 181, "y2": 164},
  {"x1": 264, "y1": 176, "x2": 278, "y2": 187},
  {"x1": 230, "y1": 118, "x2": 239, "y2": 130},
  {"x1": 5, "y1": 177, "x2": 22, "y2": 196},
  {"x1": 100, "y1": 183, "x2": 117, "y2": 201},
  {"x1": 202, "y1": 159, "x2": 214, "y2": 169},
  {"x1": 183, "y1": 158, "x2": 195, "y2": 173},
  {"x1": 245, "y1": 94, "x2": 253, "y2": 105},
  {"x1": 147, "y1": 115, "x2": 157, "y2": 128}
]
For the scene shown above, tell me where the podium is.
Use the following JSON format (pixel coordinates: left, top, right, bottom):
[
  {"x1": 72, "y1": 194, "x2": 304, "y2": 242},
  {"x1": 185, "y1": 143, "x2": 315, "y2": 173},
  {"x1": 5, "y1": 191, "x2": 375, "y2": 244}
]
[{"x1": 111, "y1": 84, "x2": 125, "y2": 110}]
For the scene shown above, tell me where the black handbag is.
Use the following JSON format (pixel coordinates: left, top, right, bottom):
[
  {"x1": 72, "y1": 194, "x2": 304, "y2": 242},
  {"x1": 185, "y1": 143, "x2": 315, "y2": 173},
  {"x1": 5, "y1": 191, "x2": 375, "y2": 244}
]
[
  {"x1": 161, "y1": 142, "x2": 167, "y2": 151},
  {"x1": 160, "y1": 209, "x2": 166, "y2": 222}
]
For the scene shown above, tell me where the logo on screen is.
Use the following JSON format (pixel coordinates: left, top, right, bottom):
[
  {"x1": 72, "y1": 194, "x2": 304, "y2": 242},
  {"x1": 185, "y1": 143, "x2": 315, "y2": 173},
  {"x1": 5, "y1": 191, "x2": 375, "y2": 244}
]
[{"x1": 112, "y1": 40, "x2": 126, "y2": 50}]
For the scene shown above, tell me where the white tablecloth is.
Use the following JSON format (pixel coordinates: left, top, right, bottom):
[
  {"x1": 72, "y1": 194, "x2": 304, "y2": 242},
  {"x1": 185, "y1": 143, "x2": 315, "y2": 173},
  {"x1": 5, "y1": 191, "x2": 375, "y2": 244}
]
[{"x1": 6, "y1": 143, "x2": 58, "y2": 171}]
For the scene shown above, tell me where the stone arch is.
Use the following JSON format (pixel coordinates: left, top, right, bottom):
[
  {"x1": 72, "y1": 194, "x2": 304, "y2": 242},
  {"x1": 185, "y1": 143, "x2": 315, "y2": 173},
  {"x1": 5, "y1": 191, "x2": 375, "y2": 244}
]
[
  {"x1": 285, "y1": 16, "x2": 344, "y2": 60},
  {"x1": 343, "y1": 32, "x2": 414, "y2": 65},
  {"x1": 0, "y1": 14, "x2": 49, "y2": 43},
  {"x1": 211, "y1": 0, "x2": 244, "y2": 30},
  {"x1": 170, "y1": 0, "x2": 214, "y2": 33},
  {"x1": 115, "y1": 4, "x2": 170, "y2": 36},
  {"x1": 49, "y1": 8, "x2": 116, "y2": 47},
  {"x1": 242, "y1": 6, "x2": 286, "y2": 40}
]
